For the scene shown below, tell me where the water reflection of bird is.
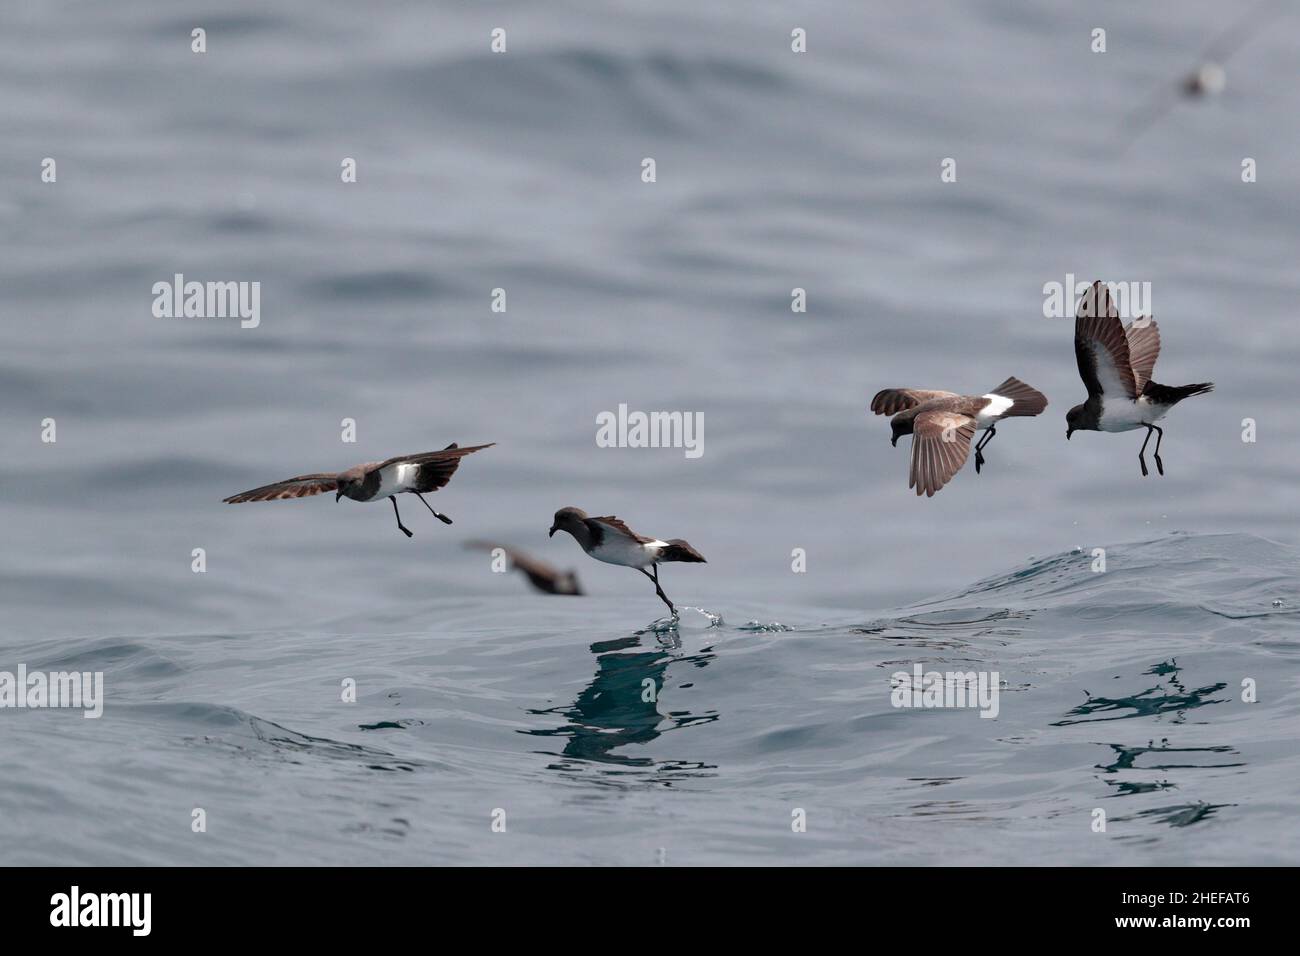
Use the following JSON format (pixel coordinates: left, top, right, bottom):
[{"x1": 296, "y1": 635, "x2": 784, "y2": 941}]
[
  {"x1": 1052, "y1": 658, "x2": 1228, "y2": 726},
  {"x1": 523, "y1": 634, "x2": 718, "y2": 772}
]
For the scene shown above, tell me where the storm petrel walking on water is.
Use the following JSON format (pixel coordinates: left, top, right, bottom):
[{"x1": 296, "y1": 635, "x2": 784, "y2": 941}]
[
  {"x1": 223, "y1": 443, "x2": 494, "y2": 536},
  {"x1": 1066, "y1": 280, "x2": 1213, "y2": 476},
  {"x1": 870, "y1": 378, "x2": 1048, "y2": 496},
  {"x1": 548, "y1": 508, "x2": 705, "y2": 615},
  {"x1": 464, "y1": 541, "x2": 584, "y2": 596}
]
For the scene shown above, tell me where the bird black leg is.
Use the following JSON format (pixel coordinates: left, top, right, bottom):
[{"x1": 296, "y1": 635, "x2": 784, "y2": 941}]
[
  {"x1": 639, "y1": 565, "x2": 676, "y2": 616},
  {"x1": 974, "y1": 425, "x2": 997, "y2": 474},
  {"x1": 1138, "y1": 425, "x2": 1154, "y2": 477},
  {"x1": 1151, "y1": 425, "x2": 1165, "y2": 476},
  {"x1": 390, "y1": 496, "x2": 414, "y2": 537},
  {"x1": 414, "y1": 492, "x2": 453, "y2": 525}
]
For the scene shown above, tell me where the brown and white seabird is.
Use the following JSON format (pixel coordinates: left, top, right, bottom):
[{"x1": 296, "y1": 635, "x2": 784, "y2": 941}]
[
  {"x1": 548, "y1": 508, "x2": 705, "y2": 615},
  {"x1": 1066, "y1": 281, "x2": 1212, "y2": 476},
  {"x1": 223, "y1": 442, "x2": 493, "y2": 536},
  {"x1": 870, "y1": 378, "x2": 1048, "y2": 497},
  {"x1": 463, "y1": 541, "x2": 584, "y2": 595}
]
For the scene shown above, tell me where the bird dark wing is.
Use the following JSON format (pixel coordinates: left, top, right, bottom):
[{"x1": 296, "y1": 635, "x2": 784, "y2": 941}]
[
  {"x1": 223, "y1": 473, "x2": 339, "y2": 503},
  {"x1": 870, "y1": 388, "x2": 959, "y2": 416},
  {"x1": 1124, "y1": 318, "x2": 1161, "y2": 393},
  {"x1": 587, "y1": 516, "x2": 653, "y2": 545},
  {"x1": 376, "y1": 443, "x2": 495, "y2": 492},
  {"x1": 909, "y1": 411, "x2": 976, "y2": 498},
  {"x1": 1074, "y1": 281, "x2": 1137, "y2": 400},
  {"x1": 377, "y1": 443, "x2": 495, "y2": 470}
]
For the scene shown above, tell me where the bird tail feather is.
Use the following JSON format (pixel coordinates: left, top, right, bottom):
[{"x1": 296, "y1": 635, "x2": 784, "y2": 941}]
[
  {"x1": 987, "y1": 377, "x2": 1049, "y2": 417},
  {"x1": 1143, "y1": 381, "x2": 1214, "y2": 404},
  {"x1": 659, "y1": 539, "x2": 706, "y2": 563}
]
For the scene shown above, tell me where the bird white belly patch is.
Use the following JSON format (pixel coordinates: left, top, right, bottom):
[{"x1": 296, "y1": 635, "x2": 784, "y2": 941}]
[
  {"x1": 592, "y1": 536, "x2": 661, "y2": 568},
  {"x1": 376, "y1": 463, "x2": 416, "y2": 497},
  {"x1": 1099, "y1": 397, "x2": 1166, "y2": 432}
]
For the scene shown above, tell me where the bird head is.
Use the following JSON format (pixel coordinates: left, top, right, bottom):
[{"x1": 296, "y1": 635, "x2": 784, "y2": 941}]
[
  {"x1": 550, "y1": 507, "x2": 587, "y2": 540},
  {"x1": 1065, "y1": 404, "x2": 1084, "y2": 440},
  {"x1": 889, "y1": 413, "x2": 915, "y2": 447}
]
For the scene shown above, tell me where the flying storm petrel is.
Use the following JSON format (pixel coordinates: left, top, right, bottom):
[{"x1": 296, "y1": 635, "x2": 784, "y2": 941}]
[
  {"x1": 463, "y1": 540, "x2": 584, "y2": 595},
  {"x1": 1116, "y1": 0, "x2": 1284, "y2": 148},
  {"x1": 223, "y1": 442, "x2": 494, "y2": 536},
  {"x1": 870, "y1": 378, "x2": 1048, "y2": 497},
  {"x1": 1066, "y1": 281, "x2": 1212, "y2": 476},
  {"x1": 548, "y1": 508, "x2": 705, "y2": 615}
]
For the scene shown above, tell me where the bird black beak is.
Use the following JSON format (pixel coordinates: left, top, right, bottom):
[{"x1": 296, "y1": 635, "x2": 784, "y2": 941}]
[
  {"x1": 548, "y1": 526, "x2": 556, "y2": 537},
  {"x1": 890, "y1": 436, "x2": 898, "y2": 447},
  {"x1": 335, "y1": 491, "x2": 343, "y2": 501},
  {"x1": 1065, "y1": 429, "x2": 1072, "y2": 441}
]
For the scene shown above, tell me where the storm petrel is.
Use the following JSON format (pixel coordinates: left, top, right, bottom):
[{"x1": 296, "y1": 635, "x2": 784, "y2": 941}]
[
  {"x1": 548, "y1": 508, "x2": 705, "y2": 615},
  {"x1": 1118, "y1": 0, "x2": 1283, "y2": 146},
  {"x1": 464, "y1": 541, "x2": 584, "y2": 595},
  {"x1": 223, "y1": 442, "x2": 494, "y2": 536},
  {"x1": 1066, "y1": 280, "x2": 1212, "y2": 476},
  {"x1": 870, "y1": 378, "x2": 1048, "y2": 497}
]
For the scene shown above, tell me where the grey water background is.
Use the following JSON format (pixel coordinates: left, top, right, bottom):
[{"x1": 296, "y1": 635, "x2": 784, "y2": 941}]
[{"x1": 1, "y1": 0, "x2": 1297, "y2": 864}]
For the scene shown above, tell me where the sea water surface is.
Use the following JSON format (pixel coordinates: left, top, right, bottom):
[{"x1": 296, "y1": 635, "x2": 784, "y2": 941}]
[
  {"x1": 1, "y1": 1, "x2": 1299, "y2": 865},
  {"x1": 2, "y1": 532, "x2": 1297, "y2": 865}
]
